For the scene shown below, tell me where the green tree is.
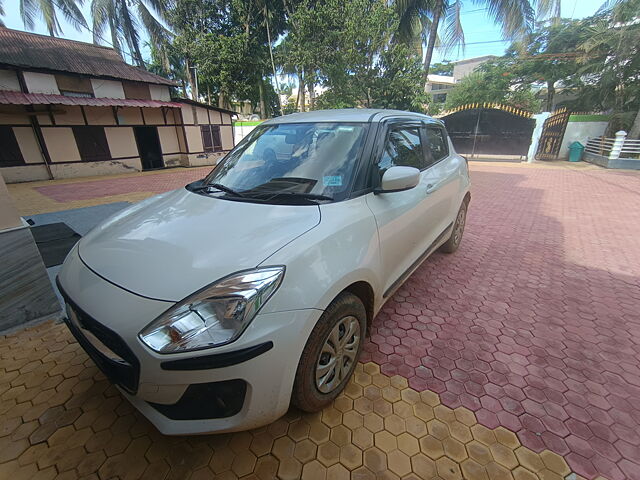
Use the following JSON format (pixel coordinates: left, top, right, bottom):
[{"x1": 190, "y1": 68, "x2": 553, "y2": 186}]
[
  {"x1": 509, "y1": 19, "x2": 584, "y2": 111},
  {"x1": 444, "y1": 62, "x2": 540, "y2": 112},
  {"x1": 91, "y1": 0, "x2": 171, "y2": 67},
  {"x1": 372, "y1": 43, "x2": 430, "y2": 111},
  {"x1": 284, "y1": 0, "x2": 428, "y2": 111},
  {"x1": 169, "y1": 0, "x2": 285, "y2": 116},
  {"x1": 147, "y1": 42, "x2": 188, "y2": 97},
  {"x1": 392, "y1": 0, "x2": 442, "y2": 56},
  {"x1": 576, "y1": 0, "x2": 640, "y2": 137},
  {"x1": 430, "y1": 61, "x2": 453, "y2": 76},
  {"x1": 7, "y1": 0, "x2": 87, "y2": 36},
  {"x1": 393, "y1": 0, "x2": 543, "y2": 88}
]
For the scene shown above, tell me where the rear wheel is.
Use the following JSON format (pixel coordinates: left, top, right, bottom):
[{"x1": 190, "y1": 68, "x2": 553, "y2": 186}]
[
  {"x1": 440, "y1": 199, "x2": 468, "y2": 254},
  {"x1": 291, "y1": 292, "x2": 366, "y2": 412}
]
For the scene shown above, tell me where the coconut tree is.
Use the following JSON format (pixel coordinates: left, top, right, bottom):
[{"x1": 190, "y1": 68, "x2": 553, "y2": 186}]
[
  {"x1": 9, "y1": 0, "x2": 88, "y2": 36},
  {"x1": 91, "y1": 0, "x2": 171, "y2": 67},
  {"x1": 394, "y1": 0, "x2": 570, "y2": 89}
]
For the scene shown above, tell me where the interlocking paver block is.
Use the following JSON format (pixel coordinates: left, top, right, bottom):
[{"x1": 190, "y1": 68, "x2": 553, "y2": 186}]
[{"x1": 3, "y1": 162, "x2": 640, "y2": 480}]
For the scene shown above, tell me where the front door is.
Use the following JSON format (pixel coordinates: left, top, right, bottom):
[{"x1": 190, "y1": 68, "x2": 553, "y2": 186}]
[
  {"x1": 366, "y1": 121, "x2": 446, "y2": 297},
  {"x1": 134, "y1": 126, "x2": 164, "y2": 170}
]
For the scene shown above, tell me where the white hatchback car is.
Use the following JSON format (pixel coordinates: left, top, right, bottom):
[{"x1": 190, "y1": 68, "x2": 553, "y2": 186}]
[{"x1": 58, "y1": 109, "x2": 470, "y2": 435}]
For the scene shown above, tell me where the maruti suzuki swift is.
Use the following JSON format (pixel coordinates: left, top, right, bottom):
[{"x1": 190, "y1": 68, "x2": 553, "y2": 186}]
[{"x1": 58, "y1": 109, "x2": 471, "y2": 434}]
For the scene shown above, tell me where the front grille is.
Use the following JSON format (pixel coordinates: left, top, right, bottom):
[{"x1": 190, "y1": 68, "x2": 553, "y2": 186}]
[{"x1": 57, "y1": 278, "x2": 140, "y2": 394}]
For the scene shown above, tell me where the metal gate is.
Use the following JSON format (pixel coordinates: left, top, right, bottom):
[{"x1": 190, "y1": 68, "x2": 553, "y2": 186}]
[
  {"x1": 535, "y1": 108, "x2": 571, "y2": 160},
  {"x1": 440, "y1": 103, "x2": 535, "y2": 158}
]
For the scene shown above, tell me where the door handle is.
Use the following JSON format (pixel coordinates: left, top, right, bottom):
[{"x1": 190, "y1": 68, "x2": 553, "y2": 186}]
[{"x1": 426, "y1": 183, "x2": 436, "y2": 194}]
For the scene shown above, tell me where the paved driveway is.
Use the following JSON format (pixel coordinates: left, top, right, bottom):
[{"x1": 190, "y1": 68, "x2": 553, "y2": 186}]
[{"x1": 2, "y1": 162, "x2": 639, "y2": 480}]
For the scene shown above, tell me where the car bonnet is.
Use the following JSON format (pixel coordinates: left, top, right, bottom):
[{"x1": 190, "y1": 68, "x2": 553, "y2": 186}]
[{"x1": 77, "y1": 188, "x2": 321, "y2": 302}]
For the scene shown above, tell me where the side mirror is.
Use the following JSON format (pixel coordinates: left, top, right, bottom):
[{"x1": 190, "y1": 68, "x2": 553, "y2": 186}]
[{"x1": 375, "y1": 166, "x2": 420, "y2": 194}]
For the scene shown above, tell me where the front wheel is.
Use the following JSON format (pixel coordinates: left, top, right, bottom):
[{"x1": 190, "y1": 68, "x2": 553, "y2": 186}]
[
  {"x1": 440, "y1": 199, "x2": 468, "y2": 254},
  {"x1": 291, "y1": 292, "x2": 366, "y2": 412}
]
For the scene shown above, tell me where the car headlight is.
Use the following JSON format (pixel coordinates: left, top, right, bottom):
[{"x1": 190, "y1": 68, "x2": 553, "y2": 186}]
[{"x1": 139, "y1": 267, "x2": 284, "y2": 353}]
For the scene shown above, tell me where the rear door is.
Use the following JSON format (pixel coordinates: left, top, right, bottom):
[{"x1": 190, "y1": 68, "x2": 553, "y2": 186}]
[{"x1": 365, "y1": 120, "x2": 444, "y2": 296}]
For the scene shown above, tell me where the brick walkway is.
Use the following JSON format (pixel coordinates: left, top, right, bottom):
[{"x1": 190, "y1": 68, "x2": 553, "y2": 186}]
[
  {"x1": 2, "y1": 161, "x2": 640, "y2": 479},
  {"x1": 7, "y1": 167, "x2": 212, "y2": 215}
]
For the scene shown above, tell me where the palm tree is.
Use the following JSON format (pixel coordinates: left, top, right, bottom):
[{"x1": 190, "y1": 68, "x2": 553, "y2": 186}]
[
  {"x1": 7, "y1": 0, "x2": 88, "y2": 36},
  {"x1": 395, "y1": 0, "x2": 561, "y2": 88},
  {"x1": 394, "y1": 0, "x2": 441, "y2": 56},
  {"x1": 91, "y1": 0, "x2": 171, "y2": 67}
]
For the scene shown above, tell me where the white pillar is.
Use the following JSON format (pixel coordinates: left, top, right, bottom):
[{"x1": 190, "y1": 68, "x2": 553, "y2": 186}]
[
  {"x1": 526, "y1": 112, "x2": 551, "y2": 163},
  {"x1": 609, "y1": 130, "x2": 627, "y2": 160}
]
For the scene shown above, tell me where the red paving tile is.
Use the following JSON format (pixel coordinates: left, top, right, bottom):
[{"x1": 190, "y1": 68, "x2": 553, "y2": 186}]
[
  {"x1": 22, "y1": 162, "x2": 640, "y2": 479},
  {"x1": 360, "y1": 164, "x2": 640, "y2": 479},
  {"x1": 34, "y1": 167, "x2": 212, "y2": 202}
]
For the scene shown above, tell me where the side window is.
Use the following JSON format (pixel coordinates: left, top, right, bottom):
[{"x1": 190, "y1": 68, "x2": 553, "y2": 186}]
[
  {"x1": 425, "y1": 127, "x2": 449, "y2": 166},
  {"x1": 378, "y1": 125, "x2": 425, "y2": 172}
]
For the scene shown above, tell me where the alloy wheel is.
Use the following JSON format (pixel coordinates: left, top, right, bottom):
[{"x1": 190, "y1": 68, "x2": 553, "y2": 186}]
[{"x1": 315, "y1": 315, "x2": 361, "y2": 393}]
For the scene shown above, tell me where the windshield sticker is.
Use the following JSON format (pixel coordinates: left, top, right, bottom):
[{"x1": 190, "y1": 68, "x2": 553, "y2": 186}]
[{"x1": 323, "y1": 176, "x2": 343, "y2": 187}]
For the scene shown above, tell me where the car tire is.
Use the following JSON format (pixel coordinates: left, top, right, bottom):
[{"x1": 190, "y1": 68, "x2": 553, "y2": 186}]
[
  {"x1": 439, "y1": 199, "x2": 468, "y2": 254},
  {"x1": 291, "y1": 292, "x2": 366, "y2": 412}
]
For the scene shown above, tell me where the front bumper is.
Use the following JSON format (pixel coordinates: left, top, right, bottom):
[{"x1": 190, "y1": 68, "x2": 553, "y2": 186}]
[{"x1": 58, "y1": 247, "x2": 321, "y2": 434}]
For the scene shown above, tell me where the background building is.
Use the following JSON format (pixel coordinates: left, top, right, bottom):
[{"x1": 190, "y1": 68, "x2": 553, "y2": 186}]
[
  {"x1": 452, "y1": 55, "x2": 496, "y2": 81},
  {"x1": 425, "y1": 75, "x2": 456, "y2": 103},
  {"x1": 425, "y1": 55, "x2": 498, "y2": 105},
  {"x1": 0, "y1": 28, "x2": 235, "y2": 183}
]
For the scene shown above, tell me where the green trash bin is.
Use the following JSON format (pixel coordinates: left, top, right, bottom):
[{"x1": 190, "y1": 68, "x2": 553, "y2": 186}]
[{"x1": 568, "y1": 141, "x2": 585, "y2": 162}]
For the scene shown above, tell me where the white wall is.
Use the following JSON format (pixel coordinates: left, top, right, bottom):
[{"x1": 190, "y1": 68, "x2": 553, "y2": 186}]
[
  {"x1": 233, "y1": 123, "x2": 261, "y2": 144},
  {"x1": 559, "y1": 121, "x2": 609, "y2": 159},
  {"x1": 50, "y1": 158, "x2": 142, "y2": 178},
  {"x1": 526, "y1": 113, "x2": 551, "y2": 162},
  {"x1": 23, "y1": 72, "x2": 59, "y2": 94},
  {"x1": 41, "y1": 128, "x2": 81, "y2": 162},
  {"x1": 150, "y1": 85, "x2": 171, "y2": 101},
  {"x1": 158, "y1": 126, "x2": 180, "y2": 153},
  {"x1": 13, "y1": 127, "x2": 44, "y2": 164},
  {"x1": 0, "y1": 165, "x2": 50, "y2": 183},
  {"x1": 90, "y1": 79, "x2": 125, "y2": 99},
  {"x1": 105, "y1": 127, "x2": 138, "y2": 158},
  {"x1": 0, "y1": 69, "x2": 20, "y2": 91}
]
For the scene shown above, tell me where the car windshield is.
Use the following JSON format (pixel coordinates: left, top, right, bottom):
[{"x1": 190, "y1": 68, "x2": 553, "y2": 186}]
[{"x1": 202, "y1": 122, "x2": 368, "y2": 203}]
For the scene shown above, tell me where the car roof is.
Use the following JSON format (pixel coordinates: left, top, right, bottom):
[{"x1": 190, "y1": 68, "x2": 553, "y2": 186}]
[{"x1": 263, "y1": 108, "x2": 439, "y2": 125}]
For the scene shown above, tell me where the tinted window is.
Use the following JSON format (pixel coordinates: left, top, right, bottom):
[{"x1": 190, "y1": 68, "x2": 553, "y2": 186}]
[
  {"x1": 378, "y1": 126, "x2": 425, "y2": 172},
  {"x1": 72, "y1": 126, "x2": 110, "y2": 162},
  {"x1": 425, "y1": 127, "x2": 448, "y2": 165}
]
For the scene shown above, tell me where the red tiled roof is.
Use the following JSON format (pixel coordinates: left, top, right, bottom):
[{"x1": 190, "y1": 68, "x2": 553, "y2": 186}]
[
  {"x1": 0, "y1": 27, "x2": 175, "y2": 86},
  {"x1": 0, "y1": 90, "x2": 182, "y2": 108}
]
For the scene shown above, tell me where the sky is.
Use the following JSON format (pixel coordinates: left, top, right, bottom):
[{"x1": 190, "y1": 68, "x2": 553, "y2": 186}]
[
  {"x1": 431, "y1": 0, "x2": 606, "y2": 62},
  {"x1": 1, "y1": 0, "x2": 607, "y2": 66}
]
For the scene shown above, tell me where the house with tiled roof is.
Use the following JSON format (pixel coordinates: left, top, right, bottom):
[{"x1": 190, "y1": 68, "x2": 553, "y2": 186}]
[{"x1": 0, "y1": 27, "x2": 235, "y2": 182}]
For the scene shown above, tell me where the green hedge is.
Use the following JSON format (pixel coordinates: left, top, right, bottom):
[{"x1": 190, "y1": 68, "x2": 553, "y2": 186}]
[
  {"x1": 568, "y1": 114, "x2": 610, "y2": 123},
  {"x1": 233, "y1": 121, "x2": 264, "y2": 126}
]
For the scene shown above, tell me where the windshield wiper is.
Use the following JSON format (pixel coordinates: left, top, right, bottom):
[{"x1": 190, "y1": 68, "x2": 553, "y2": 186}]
[
  {"x1": 209, "y1": 183, "x2": 244, "y2": 197},
  {"x1": 192, "y1": 182, "x2": 244, "y2": 197},
  {"x1": 254, "y1": 191, "x2": 334, "y2": 203}
]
